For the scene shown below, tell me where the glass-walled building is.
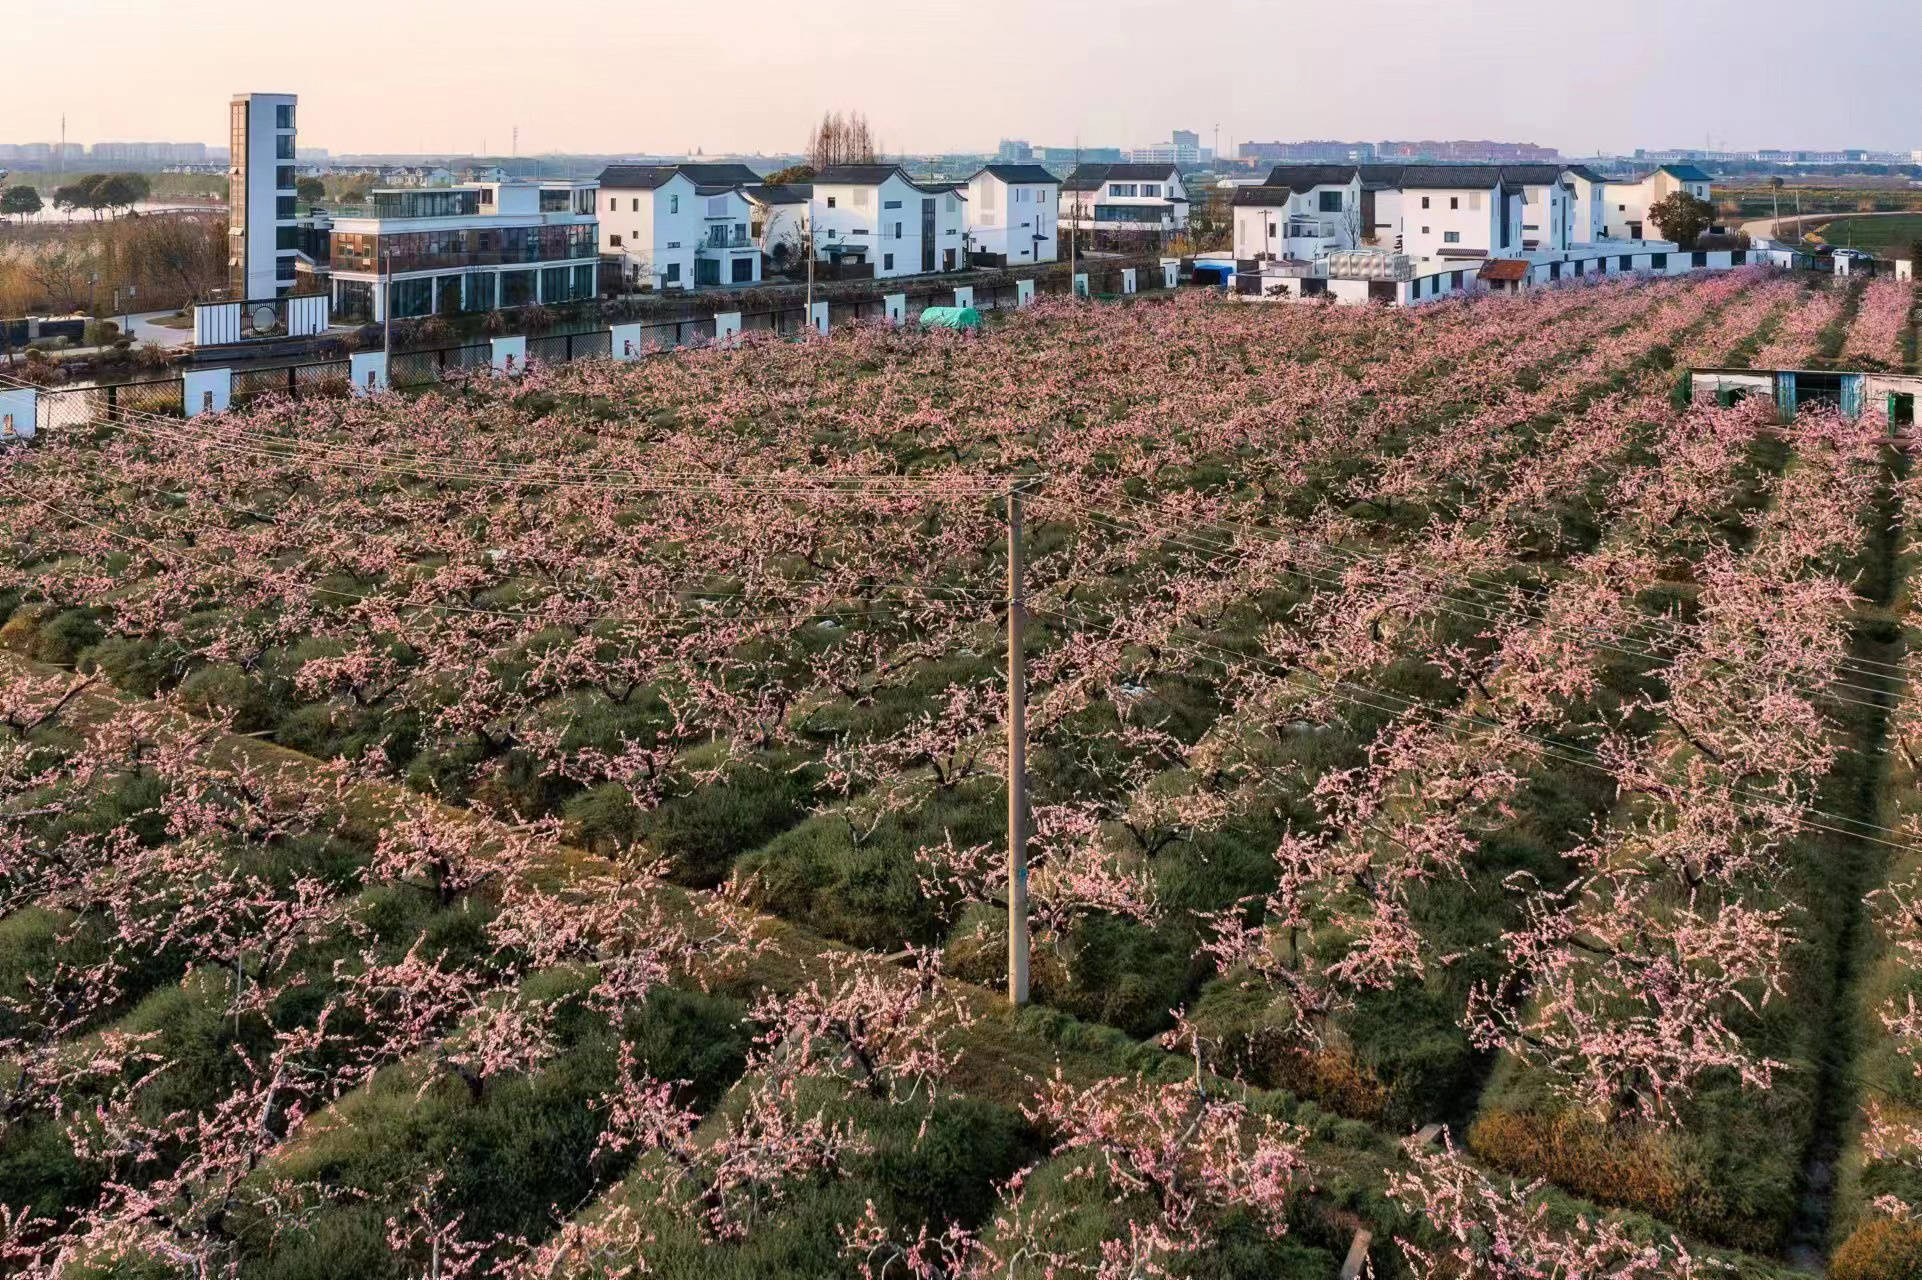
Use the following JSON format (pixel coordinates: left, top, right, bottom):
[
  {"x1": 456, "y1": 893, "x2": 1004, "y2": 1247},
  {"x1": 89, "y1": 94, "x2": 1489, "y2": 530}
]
[
  {"x1": 326, "y1": 181, "x2": 600, "y2": 323},
  {"x1": 228, "y1": 92, "x2": 300, "y2": 298}
]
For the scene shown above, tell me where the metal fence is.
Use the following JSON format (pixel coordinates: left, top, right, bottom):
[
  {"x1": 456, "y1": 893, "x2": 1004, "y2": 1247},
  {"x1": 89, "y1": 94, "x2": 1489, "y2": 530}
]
[{"x1": 31, "y1": 262, "x2": 1175, "y2": 433}]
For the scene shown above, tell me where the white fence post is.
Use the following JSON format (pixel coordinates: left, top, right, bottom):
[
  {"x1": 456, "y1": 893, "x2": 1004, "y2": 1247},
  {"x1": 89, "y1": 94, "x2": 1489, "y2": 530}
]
[
  {"x1": 809, "y1": 301, "x2": 830, "y2": 335},
  {"x1": 1899, "y1": 259, "x2": 1915, "y2": 282},
  {"x1": 491, "y1": 336, "x2": 527, "y2": 375},
  {"x1": 0, "y1": 386, "x2": 36, "y2": 441},
  {"x1": 182, "y1": 368, "x2": 232, "y2": 417},
  {"x1": 1120, "y1": 268, "x2": 1137, "y2": 295},
  {"x1": 952, "y1": 285, "x2": 974, "y2": 309},
  {"x1": 713, "y1": 311, "x2": 743, "y2": 346},
  {"x1": 884, "y1": 293, "x2": 907, "y2": 325},
  {"x1": 1161, "y1": 258, "x2": 1179, "y2": 288},
  {"x1": 1073, "y1": 272, "x2": 1090, "y2": 298},
  {"x1": 349, "y1": 352, "x2": 389, "y2": 395},
  {"x1": 610, "y1": 323, "x2": 644, "y2": 360},
  {"x1": 1016, "y1": 279, "x2": 1036, "y2": 307}
]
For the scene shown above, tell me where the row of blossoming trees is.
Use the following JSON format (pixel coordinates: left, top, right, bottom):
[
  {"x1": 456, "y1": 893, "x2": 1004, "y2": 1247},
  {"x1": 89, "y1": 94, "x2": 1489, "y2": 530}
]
[{"x1": 0, "y1": 267, "x2": 1910, "y2": 1276}]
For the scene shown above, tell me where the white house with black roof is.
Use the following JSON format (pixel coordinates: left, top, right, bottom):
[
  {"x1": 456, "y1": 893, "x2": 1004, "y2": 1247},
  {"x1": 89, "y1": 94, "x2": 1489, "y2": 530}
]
[
  {"x1": 743, "y1": 183, "x2": 813, "y2": 271},
  {"x1": 596, "y1": 162, "x2": 763, "y2": 291},
  {"x1": 1604, "y1": 164, "x2": 1714, "y2": 242},
  {"x1": 965, "y1": 164, "x2": 1059, "y2": 266},
  {"x1": 1059, "y1": 162, "x2": 1189, "y2": 238},
  {"x1": 808, "y1": 165, "x2": 968, "y2": 278},
  {"x1": 1230, "y1": 165, "x2": 1365, "y2": 264}
]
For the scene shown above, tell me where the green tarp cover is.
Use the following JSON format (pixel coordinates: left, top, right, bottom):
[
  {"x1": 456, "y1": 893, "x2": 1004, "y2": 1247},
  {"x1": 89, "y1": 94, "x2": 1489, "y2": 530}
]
[{"x1": 918, "y1": 306, "x2": 983, "y2": 331}]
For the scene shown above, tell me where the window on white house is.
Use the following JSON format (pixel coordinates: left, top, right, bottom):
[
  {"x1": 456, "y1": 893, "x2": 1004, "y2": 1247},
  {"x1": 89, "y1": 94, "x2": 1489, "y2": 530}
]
[
  {"x1": 632, "y1": 231, "x2": 638, "y2": 239},
  {"x1": 670, "y1": 195, "x2": 679, "y2": 214},
  {"x1": 665, "y1": 264, "x2": 680, "y2": 281},
  {"x1": 610, "y1": 234, "x2": 622, "y2": 245},
  {"x1": 884, "y1": 253, "x2": 894, "y2": 270},
  {"x1": 893, "y1": 222, "x2": 902, "y2": 239},
  {"x1": 632, "y1": 198, "x2": 639, "y2": 211},
  {"x1": 1421, "y1": 226, "x2": 1431, "y2": 235},
  {"x1": 1450, "y1": 196, "x2": 1459, "y2": 209},
  {"x1": 1421, "y1": 196, "x2": 1430, "y2": 209},
  {"x1": 827, "y1": 196, "x2": 837, "y2": 207},
  {"x1": 1110, "y1": 183, "x2": 1137, "y2": 197},
  {"x1": 1444, "y1": 231, "x2": 1461, "y2": 243},
  {"x1": 1318, "y1": 190, "x2": 1342, "y2": 212},
  {"x1": 884, "y1": 199, "x2": 902, "y2": 209},
  {"x1": 608, "y1": 198, "x2": 616, "y2": 211},
  {"x1": 1143, "y1": 184, "x2": 1160, "y2": 197}
]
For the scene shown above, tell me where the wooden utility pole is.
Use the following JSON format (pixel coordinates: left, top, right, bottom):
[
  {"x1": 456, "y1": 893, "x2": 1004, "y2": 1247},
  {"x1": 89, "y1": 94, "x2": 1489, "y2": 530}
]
[{"x1": 1006, "y1": 486, "x2": 1030, "y2": 1006}]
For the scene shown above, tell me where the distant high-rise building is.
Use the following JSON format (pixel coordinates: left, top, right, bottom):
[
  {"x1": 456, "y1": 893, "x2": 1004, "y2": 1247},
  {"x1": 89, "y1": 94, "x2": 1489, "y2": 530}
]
[
  {"x1": 1171, "y1": 129, "x2": 1199, "y2": 152},
  {"x1": 229, "y1": 92, "x2": 300, "y2": 298},
  {"x1": 996, "y1": 139, "x2": 1033, "y2": 164}
]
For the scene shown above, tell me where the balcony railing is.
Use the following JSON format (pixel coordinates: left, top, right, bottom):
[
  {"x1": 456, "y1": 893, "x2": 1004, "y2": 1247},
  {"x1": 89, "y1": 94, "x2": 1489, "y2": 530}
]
[{"x1": 697, "y1": 233, "x2": 755, "y2": 253}]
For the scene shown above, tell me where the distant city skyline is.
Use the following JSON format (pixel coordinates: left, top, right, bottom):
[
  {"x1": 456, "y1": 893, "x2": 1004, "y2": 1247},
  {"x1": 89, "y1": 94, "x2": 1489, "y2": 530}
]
[{"x1": 11, "y1": 0, "x2": 1917, "y2": 157}]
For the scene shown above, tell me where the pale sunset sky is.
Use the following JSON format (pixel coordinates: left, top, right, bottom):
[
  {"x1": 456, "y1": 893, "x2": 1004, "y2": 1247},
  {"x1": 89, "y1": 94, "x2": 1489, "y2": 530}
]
[{"x1": 8, "y1": 0, "x2": 1914, "y2": 155}]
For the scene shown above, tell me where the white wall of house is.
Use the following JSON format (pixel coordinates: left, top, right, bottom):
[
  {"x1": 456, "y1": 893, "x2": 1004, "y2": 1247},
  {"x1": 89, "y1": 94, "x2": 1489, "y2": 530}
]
[
  {"x1": 599, "y1": 174, "x2": 701, "y2": 291},
  {"x1": 967, "y1": 175, "x2": 1059, "y2": 264},
  {"x1": 1566, "y1": 173, "x2": 1608, "y2": 245},
  {"x1": 1604, "y1": 169, "x2": 1713, "y2": 242},
  {"x1": 691, "y1": 188, "x2": 761, "y2": 288},
  {"x1": 1517, "y1": 181, "x2": 1572, "y2": 251},
  {"x1": 812, "y1": 174, "x2": 968, "y2": 278},
  {"x1": 1399, "y1": 184, "x2": 1516, "y2": 262},
  {"x1": 1232, "y1": 178, "x2": 1364, "y2": 262}
]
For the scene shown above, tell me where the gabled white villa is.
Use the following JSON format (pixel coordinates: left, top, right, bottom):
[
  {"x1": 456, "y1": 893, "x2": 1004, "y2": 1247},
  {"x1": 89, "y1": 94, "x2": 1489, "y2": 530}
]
[
  {"x1": 809, "y1": 165, "x2": 969, "y2": 278},
  {"x1": 596, "y1": 163, "x2": 763, "y2": 291},
  {"x1": 1604, "y1": 164, "x2": 1715, "y2": 242},
  {"x1": 1059, "y1": 163, "x2": 1189, "y2": 238},
  {"x1": 1230, "y1": 165, "x2": 1365, "y2": 264},
  {"x1": 965, "y1": 164, "x2": 1059, "y2": 266}
]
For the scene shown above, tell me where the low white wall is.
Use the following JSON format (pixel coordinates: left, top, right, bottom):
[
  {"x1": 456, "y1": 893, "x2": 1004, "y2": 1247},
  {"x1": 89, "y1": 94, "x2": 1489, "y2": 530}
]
[
  {"x1": 287, "y1": 294, "x2": 330, "y2": 337},
  {"x1": 349, "y1": 352, "x2": 388, "y2": 394},
  {"x1": 714, "y1": 312, "x2": 742, "y2": 345},
  {"x1": 610, "y1": 323, "x2": 645, "y2": 360},
  {"x1": 884, "y1": 294, "x2": 906, "y2": 324},
  {"x1": 1121, "y1": 268, "x2": 1136, "y2": 294},
  {"x1": 183, "y1": 368, "x2": 232, "y2": 417},
  {"x1": 810, "y1": 301, "x2": 829, "y2": 334},
  {"x1": 952, "y1": 286, "x2": 974, "y2": 309},
  {"x1": 1016, "y1": 280, "x2": 1035, "y2": 307},
  {"x1": 0, "y1": 386, "x2": 36, "y2": 441},
  {"x1": 192, "y1": 302, "x2": 241, "y2": 346},
  {"x1": 1072, "y1": 273, "x2": 1089, "y2": 298},
  {"x1": 1161, "y1": 258, "x2": 1179, "y2": 288}
]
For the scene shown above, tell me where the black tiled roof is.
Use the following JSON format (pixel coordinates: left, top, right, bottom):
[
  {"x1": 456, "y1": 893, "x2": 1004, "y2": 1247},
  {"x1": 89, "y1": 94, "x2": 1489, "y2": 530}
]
[
  {"x1": 743, "y1": 183, "x2": 812, "y2": 205},
  {"x1": 1060, "y1": 162, "x2": 1184, "y2": 191},
  {"x1": 972, "y1": 164, "x2": 1060, "y2": 185},
  {"x1": 1258, "y1": 164, "x2": 1359, "y2": 192},
  {"x1": 597, "y1": 162, "x2": 762, "y2": 189}
]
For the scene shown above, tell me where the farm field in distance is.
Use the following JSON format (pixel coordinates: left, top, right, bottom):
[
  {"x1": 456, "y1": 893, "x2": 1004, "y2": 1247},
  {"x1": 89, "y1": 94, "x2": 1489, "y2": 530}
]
[
  {"x1": 3, "y1": 268, "x2": 1922, "y2": 1278},
  {"x1": 1809, "y1": 213, "x2": 1922, "y2": 258}
]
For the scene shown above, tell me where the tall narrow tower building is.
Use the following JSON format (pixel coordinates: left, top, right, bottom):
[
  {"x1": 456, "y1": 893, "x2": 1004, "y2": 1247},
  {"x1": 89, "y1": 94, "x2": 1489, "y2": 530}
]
[{"x1": 228, "y1": 92, "x2": 299, "y2": 298}]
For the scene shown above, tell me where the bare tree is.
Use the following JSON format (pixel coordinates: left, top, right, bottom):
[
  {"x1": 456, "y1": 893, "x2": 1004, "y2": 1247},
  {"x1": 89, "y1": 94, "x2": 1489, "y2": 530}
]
[{"x1": 807, "y1": 111, "x2": 880, "y2": 171}]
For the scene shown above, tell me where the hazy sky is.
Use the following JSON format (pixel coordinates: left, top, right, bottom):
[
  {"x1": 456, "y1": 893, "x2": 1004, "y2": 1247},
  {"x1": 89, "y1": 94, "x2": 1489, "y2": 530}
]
[{"x1": 11, "y1": 0, "x2": 1917, "y2": 156}]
